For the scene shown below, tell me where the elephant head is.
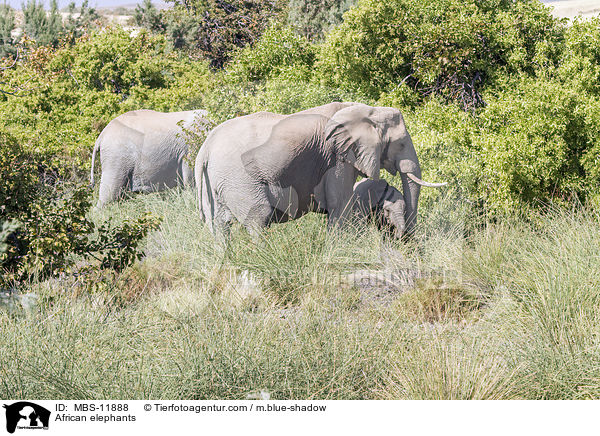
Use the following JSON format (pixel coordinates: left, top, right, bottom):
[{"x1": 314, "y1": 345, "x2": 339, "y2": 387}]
[
  {"x1": 325, "y1": 104, "x2": 445, "y2": 234},
  {"x1": 382, "y1": 190, "x2": 406, "y2": 239},
  {"x1": 352, "y1": 178, "x2": 406, "y2": 239}
]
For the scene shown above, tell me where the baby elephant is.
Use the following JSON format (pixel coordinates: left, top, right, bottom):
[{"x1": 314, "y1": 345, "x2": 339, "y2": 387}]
[
  {"x1": 350, "y1": 179, "x2": 406, "y2": 238},
  {"x1": 90, "y1": 109, "x2": 209, "y2": 207}
]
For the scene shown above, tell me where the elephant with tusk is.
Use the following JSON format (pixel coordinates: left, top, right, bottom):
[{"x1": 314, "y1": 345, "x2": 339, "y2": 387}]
[
  {"x1": 91, "y1": 109, "x2": 210, "y2": 207},
  {"x1": 195, "y1": 102, "x2": 446, "y2": 238}
]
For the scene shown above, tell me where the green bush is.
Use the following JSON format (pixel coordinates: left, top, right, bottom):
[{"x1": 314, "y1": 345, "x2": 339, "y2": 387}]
[
  {"x1": 22, "y1": 0, "x2": 63, "y2": 47},
  {"x1": 287, "y1": 0, "x2": 356, "y2": 41},
  {"x1": 166, "y1": 0, "x2": 286, "y2": 68},
  {"x1": 475, "y1": 77, "x2": 591, "y2": 214},
  {"x1": 0, "y1": 28, "x2": 211, "y2": 170},
  {"x1": 0, "y1": 3, "x2": 15, "y2": 59},
  {"x1": 134, "y1": 0, "x2": 166, "y2": 34},
  {"x1": 50, "y1": 29, "x2": 176, "y2": 94},
  {"x1": 0, "y1": 130, "x2": 161, "y2": 286},
  {"x1": 229, "y1": 23, "x2": 316, "y2": 82},
  {"x1": 396, "y1": 78, "x2": 597, "y2": 218},
  {"x1": 317, "y1": 0, "x2": 563, "y2": 108}
]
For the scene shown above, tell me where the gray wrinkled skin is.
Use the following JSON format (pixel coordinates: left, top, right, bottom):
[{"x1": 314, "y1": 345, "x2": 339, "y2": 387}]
[
  {"x1": 351, "y1": 179, "x2": 406, "y2": 239},
  {"x1": 195, "y1": 102, "x2": 427, "y2": 238},
  {"x1": 91, "y1": 109, "x2": 208, "y2": 207}
]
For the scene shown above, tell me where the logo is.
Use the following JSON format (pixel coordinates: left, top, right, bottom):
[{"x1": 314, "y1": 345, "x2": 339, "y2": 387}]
[{"x1": 3, "y1": 402, "x2": 50, "y2": 433}]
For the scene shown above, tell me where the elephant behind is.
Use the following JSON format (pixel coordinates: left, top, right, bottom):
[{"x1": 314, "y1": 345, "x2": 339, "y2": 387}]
[
  {"x1": 351, "y1": 178, "x2": 406, "y2": 239},
  {"x1": 91, "y1": 109, "x2": 209, "y2": 207},
  {"x1": 195, "y1": 102, "x2": 444, "y2": 237}
]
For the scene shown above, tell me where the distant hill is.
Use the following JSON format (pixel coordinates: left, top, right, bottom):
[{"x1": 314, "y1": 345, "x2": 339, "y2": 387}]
[
  {"x1": 3, "y1": 0, "x2": 169, "y2": 9},
  {"x1": 4, "y1": 0, "x2": 598, "y2": 20}
]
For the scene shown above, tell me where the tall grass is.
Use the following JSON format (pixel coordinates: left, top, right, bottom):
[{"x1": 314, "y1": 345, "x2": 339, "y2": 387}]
[{"x1": 2, "y1": 190, "x2": 600, "y2": 399}]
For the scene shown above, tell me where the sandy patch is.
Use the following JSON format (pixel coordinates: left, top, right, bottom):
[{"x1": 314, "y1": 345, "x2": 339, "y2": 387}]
[{"x1": 543, "y1": 0, "x2": 600, "y2": 19}]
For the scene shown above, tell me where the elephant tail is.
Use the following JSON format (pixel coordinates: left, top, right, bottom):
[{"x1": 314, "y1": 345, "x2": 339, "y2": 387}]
[
  {"x1": 89, "y1": 139, "x2": 101, "y2": 188},
  {"x1": 196, "y1": 146, "x2": 212, "y2": 223}
]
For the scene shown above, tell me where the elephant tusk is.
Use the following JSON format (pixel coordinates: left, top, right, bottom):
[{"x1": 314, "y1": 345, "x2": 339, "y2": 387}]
[{"x1": 406, "y1": 172, "x2": 447, "y2": 188}]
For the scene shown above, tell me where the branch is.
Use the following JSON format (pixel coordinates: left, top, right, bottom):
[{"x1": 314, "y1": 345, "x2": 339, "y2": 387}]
[
  {"x1": 0, "y1": 48, "x2": 37, "y2": 97},
  {"x1": 0, "y1": 48, "x2": 19, "y2": 71}
]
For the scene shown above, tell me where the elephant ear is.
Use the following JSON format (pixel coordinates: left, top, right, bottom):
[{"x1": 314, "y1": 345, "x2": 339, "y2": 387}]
[{"x1": 325, "y1": 105, "x2": 382, "y2": 179}]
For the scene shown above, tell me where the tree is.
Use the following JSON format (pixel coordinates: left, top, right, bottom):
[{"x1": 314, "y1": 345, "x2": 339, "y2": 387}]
[
  {"x1": 134, "y1": 0, "x2": 165, "y2": 33},
  {"x1": 63, "y1": 0, "x2": 101, "y2": 43},
  {"x1": 287, "y1": 0, "x2": 355, "y2": 41},
  {"x1": 22, "y1": 0, "x2": 63, "y2": 47},
  {"x1": 166, "y1": 0, "x2": 286, "y2": 68},
  {"x1": 317, "y1": 0, "x2": 563, "y2": 109},
  {"x1": 0, "y1": 2, "x2": 15, "y2": 59}
]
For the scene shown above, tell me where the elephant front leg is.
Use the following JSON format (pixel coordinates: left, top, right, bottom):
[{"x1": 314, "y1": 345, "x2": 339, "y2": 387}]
[
  {"x1": 242, "y1": 202, "x2": 278, "y2": 236},
  {"x1": 324, "y1": 161, "x2": 358, "y2": 230}
]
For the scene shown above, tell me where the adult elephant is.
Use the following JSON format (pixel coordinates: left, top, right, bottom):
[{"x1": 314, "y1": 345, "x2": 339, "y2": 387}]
[
  {"x1": 195, "y1": 102, "x2": 444, "y2": 237},
  {"x1": 91, "y1": 109, "x2": 209, "y2": 207}
]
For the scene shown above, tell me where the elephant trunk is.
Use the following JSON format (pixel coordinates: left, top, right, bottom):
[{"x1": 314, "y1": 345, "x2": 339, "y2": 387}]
[
  {"x1": 400, "y1": 170, "x2": 420, "y2": 235},
  {"x1": 386, "y1": 206, "x2": 406, "y2": 239},
  {"x1": 397, "y1": 149, "x2": 421, "y2": 235}
]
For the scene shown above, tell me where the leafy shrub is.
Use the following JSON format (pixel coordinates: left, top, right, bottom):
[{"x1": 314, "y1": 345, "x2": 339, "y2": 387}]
[
  {"x1": 317, "y1": 0, "x2": 563, "y2": 109},
  {"x1": 229, "y1": 23, "x2": 316, "y2": 82},
  {"x1": 22, "y1": 0, "x2": 63, "y2": 47},
  {"x1": 475, "y1": 77, "x2": 591, "y2": 213},
  {"x1": 50, "y1": 29, "x2": 177, "y2": 94},
  {"x1": 166, "y1": 0, "x2": 286, "y2": 69},
  {"x1": 287, "y1": 0, "x2": 356, "y2": 41},
  {"x1": 134, "y1": 0, "x2": 166, "y2": 33},
  {"x1": 0, "y1": 130, "x2": 161, "y2": 287},
  {"x1": 0, "y1": 3, "x2": 15, "y2": 59},
  {"x1": 0, "y1": 28, "x2": 210, "y2": 170},
  {"x1": 61, "y1": 0, "x2": 102, "y2": 44}
]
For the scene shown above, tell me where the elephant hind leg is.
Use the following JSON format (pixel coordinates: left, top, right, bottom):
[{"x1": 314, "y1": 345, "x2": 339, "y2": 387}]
[
  {"x1": 97, "y1": 169, "x2": 132, "y2": 208},
  {"x1": 180, "y1": 161, "x2": 194, "y2": 188},
  {"x1": 211, "y1": 203, "x2": 234, "y2": 245}
]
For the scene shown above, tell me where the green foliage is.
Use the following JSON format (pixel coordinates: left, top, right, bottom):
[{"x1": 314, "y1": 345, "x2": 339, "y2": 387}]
[
  {"x1": 287, "y1": 0, "x2": 355, "y2": 41},
  {"x1": 201, "y1": 22, "x2": 364, "y2": 123},
  {"x1": 476, "y1": 77, "x2": 592, "y2": 214},
  {"x1": 62, "y1": 0, "x2": 101, "y2": 43},
  {"x1": 317, "y1": 0, "x2": 563, "y2": 108},
  {"x1": 22, "y1": 0, "x2": 63, "y2": 47},
  {"x1": 133, "y1": 3, "x2": 197, "y2": 51},
  {"x1": 198, "y1": 74, "x2": 363, "y2": 126},
  {"x1": 91, "y1": 213, "x2": 163, "y2": 270},
  {"x1": 50, "y1": 29, "x2": 175, "y2": 94},
  {"x1": 399, "y1": 78, "x2": 599, "y2": 217},
  {"x1": 0, "y1": 2, "x2": 15, "y2": 58},
  {"x1": 162, "y1": 7, "x2": 196, "y2": 49},
  {"x1": 0, "y1": 28, "x2": 210, "y2": 169},
  {"x1": 0, "y1": 131, "x2": 162, "y2": 285},
  {"x1": 229, "y1": 23, "x2": 316, "y2": 81},
  {"x1": 134, "y1": 0, "x2": 165, "y2": 33},
  {"x1": 170, "y1": 0, "x2": 286, "y2": 68}
]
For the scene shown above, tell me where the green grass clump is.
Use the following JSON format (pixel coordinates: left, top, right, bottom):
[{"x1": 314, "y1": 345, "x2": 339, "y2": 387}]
[{"x1": 3, "y1": 190, "x2": 600, "y2": 399}]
